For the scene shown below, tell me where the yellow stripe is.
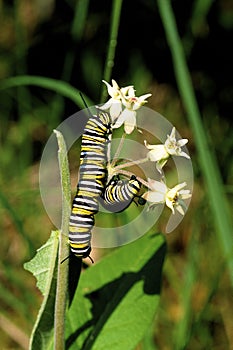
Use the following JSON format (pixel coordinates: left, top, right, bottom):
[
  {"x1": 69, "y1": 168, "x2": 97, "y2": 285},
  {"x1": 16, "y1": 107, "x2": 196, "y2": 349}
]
[
  {"x1": 72, "y1": 207, "x2": 94, "y2": 215},
  {"x1": 69, "y1": 226, "x2": 90, "y2": 233},
  {"x1": 81, "y1": 174, "x2": 105, "y2": 180},
  {"x1": 70, "y1": 242, "x2": 89, "y2": 249},
  {"x1": 74, "y1": 191, "x2": 99, "y2": 199}
]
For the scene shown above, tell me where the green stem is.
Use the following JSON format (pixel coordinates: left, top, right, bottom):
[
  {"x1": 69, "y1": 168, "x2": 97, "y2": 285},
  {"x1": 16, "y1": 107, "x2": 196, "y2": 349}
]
[
  {"x1": 110, "y1": 132, "x2": 126, "y2": 168},
  {"x1": 113, "y1": 157, "x2": 148, "y2": 171},
  {"x1": 50, "y1": 0, "x2": 90, "y2": 122},
  {"x1": 101, "y1": 0, "x2": 123, "y2": 102},
  {"x1": 71, "y1": 0, "x2": 90, "y2": 41},
  {"x1": 157, "y1": 0, "x2": 233, "y2": 284},
  {"x1": 53, "y1": 130, "x2": 71, "y2": 350}
]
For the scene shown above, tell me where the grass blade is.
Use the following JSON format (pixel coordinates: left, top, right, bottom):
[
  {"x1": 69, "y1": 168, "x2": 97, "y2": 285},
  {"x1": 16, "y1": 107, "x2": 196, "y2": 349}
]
[
  {"x1": 0, "y1": 75, "x2": 94, "y2": 108},
  {"x1": 157, "y1": 0, "x2": 233, "y2": 285}
]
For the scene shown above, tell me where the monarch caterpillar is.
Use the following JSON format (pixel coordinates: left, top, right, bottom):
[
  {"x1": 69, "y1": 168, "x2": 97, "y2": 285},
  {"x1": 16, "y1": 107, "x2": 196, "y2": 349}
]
[
  {"x1": 69, "y1": 109, "x2": 111, "y2": 260},
  {"x1": 100, "y1": 175, "x2": 142, "y2": 213}
]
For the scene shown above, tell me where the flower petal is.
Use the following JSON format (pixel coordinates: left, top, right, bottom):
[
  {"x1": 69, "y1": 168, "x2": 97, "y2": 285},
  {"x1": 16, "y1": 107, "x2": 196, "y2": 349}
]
[
  {"x1": 112, "y1": 79, "x2": 119, "y2": 90},
  {"x1": 171, "y1": 182, "x2": 187, "y2": 193},
  {"x1": 101, "y1": 98, "x2": 114, "y2": 110},
  {"x1": 132, "y1": 93, "x2": 152, "y2": 111},
  {"x1": 112, "y1": 111, "x2": 126, "y2": 129},
  {"x1": 124, "y1": 110, "x2": 136, "y2": 134},
  {"x1": 147, "y1": 145, "x2": 169, "y2": 162},
  {"x1": 112, "y1": 108, "x2": 136, "y2": 133},
  {"x1": 177, "y1": 138, "x2": 188, "y2": 147},
  {"x1": 109, "y1": 101, "x2": 122, "y2": 120},
  {"x1": 165, "y1": 197, "x2": 175, "y2": 214},
  {"x1": 179, "y1": 190, "x2": 192, "y2": 199},
  {"x1": 138, "y1": 93, "x2": 152, "y2": 102},
  {"x1": 127, "y1": 86, "x2": 135, "y2": 98},
  {"x1": 148, "y1": 179, "x2": 167, "y2": 193},
  {"x1": 143, "y1": 191, "x2": 165, "y2": 203},
  {"x1": 121, "y1": 85, "x2": 134, "y2": 96},
  {"x1": 144, "y1": 140, "x2": 154, "y2": 150},
  {"x1": 176, "y1": 203, "x2": 185, "y2": 215},
  {"x1": 169, "y1": 127, "x2": 176, "y2": 139},
  {"x1": 102, "y1": 79, "x2": 121, "y2": 99},
  {"x1": 178, "y1": 151, "x2": 190, "y2": 159}
]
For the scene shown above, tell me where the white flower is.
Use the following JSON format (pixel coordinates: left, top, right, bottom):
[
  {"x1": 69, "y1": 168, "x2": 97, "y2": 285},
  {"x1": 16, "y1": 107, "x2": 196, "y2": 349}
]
[
  {"x1": 101, "y1": 79, "x2": 123, "y2": 120},
  {"x1": 145, "y1": 127, "x2": 190, "y2": 173},
  {"x1": 113, "y1": 86, "x2": 152, "y2": 134},
  {"x1": 144, "y1": 141, "x2": 169, "y2": 172},
  {"x1": 164, "y1": 127, "x2": 190, "y2": 158},
  {"x1": 102, "y1": 79, "x2": 152, "y2": 134},
  {"x1": 101, "y1": 79, "x2": 133, "y2": 121},
  {"x1": 142, "y1": 179, "x2": 191, "y2": 215}
]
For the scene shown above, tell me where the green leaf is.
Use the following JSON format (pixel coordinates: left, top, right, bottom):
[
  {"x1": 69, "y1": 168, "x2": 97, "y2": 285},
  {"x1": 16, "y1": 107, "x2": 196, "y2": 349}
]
[
  {"x1": 24, "y1": 231, "x2": 59, "y2": 349},
  {"x1": 66, "y1": 232, "x2": 166, "y2": 350},
  {"x1": 24, "y1": 231, "x2": 59, "y2": 295}
]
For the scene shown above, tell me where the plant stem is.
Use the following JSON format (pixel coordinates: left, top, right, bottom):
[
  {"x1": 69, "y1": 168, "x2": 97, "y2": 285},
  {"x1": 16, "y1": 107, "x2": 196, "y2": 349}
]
[
  {"x1": 53, "y1": 130, "x2": 71, "y2": 350},
  {"x1": 101, "y1": 0, "x2": 123, "y2": 103},
  {"x1": 157, "y1": 0, "x2": 233, "y2": 284},
  {"x1": 110, "y1": 132, "x2": 126, "y2": 168},
  {"x1": 113, "y1": 157, "x2": 148, "y2": 171}
]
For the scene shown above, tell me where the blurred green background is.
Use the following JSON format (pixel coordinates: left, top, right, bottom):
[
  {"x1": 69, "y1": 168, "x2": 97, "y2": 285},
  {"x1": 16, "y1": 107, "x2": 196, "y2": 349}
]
[{"x1": 0, "y1": 0, "x2": 232, "y2": 349}]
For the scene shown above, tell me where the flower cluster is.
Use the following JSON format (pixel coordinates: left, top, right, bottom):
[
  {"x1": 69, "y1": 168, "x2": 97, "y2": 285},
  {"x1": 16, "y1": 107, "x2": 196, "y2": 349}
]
[
  {"x1": 101, "y1": 79, "x2": 151, "y2": 134},
  {"x1": 102, "y1": 79, "x2": 192, "y2": 218}
]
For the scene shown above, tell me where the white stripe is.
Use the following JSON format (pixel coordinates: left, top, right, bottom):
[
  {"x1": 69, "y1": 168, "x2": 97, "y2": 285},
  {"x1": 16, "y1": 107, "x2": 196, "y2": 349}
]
[
  {"x1": 69, "y1": 233, "x2": 90, "y2": 239},
  {"x1": 71, "y1": 217, "x2": 93, "y2": 223}
]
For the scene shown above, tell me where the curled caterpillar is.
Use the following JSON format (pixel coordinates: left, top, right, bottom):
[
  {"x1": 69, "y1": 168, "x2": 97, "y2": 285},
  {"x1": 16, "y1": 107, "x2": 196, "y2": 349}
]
[{"x1": 100, "y1": 175, "x2": 142, "y2": 213}]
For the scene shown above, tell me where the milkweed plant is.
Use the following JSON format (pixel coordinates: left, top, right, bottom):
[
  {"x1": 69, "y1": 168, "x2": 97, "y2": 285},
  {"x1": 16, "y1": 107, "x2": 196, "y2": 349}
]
[{"x1": 24, "y1": 79, "x2": 192, "y2": 350}]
